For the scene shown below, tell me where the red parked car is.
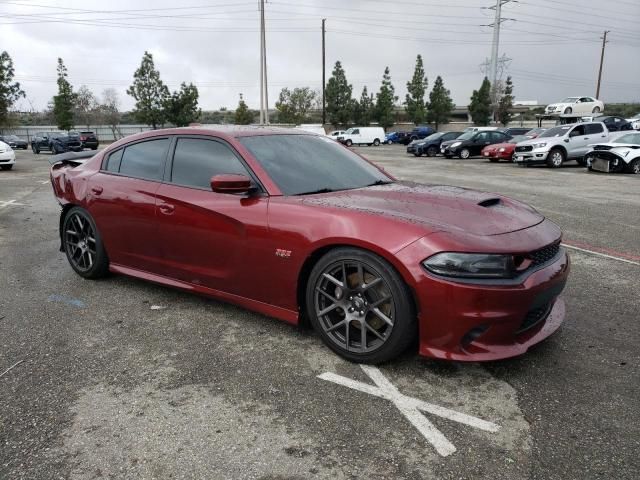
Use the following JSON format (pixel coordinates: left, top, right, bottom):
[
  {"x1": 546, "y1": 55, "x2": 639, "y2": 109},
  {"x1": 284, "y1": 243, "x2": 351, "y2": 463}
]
[
  {"x1": 50, "y1": 127, "x2": 569, "y2": 363},
  {"x1": 482, "y1": 135, "x2": 530, "y2": 163}
]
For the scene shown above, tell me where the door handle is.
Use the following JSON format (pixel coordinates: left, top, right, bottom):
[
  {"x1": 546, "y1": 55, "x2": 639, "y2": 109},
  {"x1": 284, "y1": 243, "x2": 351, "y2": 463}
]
[
  {"x1": 584, "y1": 137, "x2": 589, "y2": 140},
  {"x1": 91, "y1": 186, "x2": 103, "y2": 195},
  {"x1": 158, "y1": 203, "x2": 175, "y2": 214}
]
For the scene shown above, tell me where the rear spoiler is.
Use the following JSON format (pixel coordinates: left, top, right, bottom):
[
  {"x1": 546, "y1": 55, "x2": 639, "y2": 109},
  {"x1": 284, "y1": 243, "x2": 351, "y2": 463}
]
[{"x1": 48, "y1": 150, "x2": 96, "y2": 166}]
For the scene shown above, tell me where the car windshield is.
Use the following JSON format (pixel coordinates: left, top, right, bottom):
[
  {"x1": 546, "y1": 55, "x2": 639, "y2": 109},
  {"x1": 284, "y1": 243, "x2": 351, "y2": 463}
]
[
  {"x1": 7, "y1": 135, "x2": 19, "y2": 141},
  {"x1": 614, "y1": 133, "x2": 640, "y2": 144},
  {"x1": 239, "y1": 134, "x2": 392, "y2": 196},
  {"x1": 50, "y1": 133, "x2": 63, "y2": 139},
  {"x1": 423, "y1": 133, "x2": 443, "y2": 141},
  {"x1": 508, "y1": 135, "x2": 528, "y2": 144},
  {"x1": 456, "y1": 132, "x2": 475, "y2": 141},
  {"x1": 561, "y1": 97, "x2": 579, "y2": 103},
  {"x1": 539, "y1": 126, "x2": 572, "y2": 138},
  {"x1": 344, "y1": 128, "x2": 355, "y2": 134}
]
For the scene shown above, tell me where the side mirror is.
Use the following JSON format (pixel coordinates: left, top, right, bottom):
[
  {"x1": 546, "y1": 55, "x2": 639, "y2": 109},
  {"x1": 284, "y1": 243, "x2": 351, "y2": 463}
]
[
  {"x1": 210, "y1": 174, "x2": 253, "y2": 194},
  {"x1": 564, "y1": 138, "x2": 570, "y2": 143}
]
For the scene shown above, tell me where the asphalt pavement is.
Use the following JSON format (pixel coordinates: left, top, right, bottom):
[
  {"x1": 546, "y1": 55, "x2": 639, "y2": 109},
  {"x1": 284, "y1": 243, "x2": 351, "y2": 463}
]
[{"x1": 0, "y1": 145, "x2": 638, "y2": 479}]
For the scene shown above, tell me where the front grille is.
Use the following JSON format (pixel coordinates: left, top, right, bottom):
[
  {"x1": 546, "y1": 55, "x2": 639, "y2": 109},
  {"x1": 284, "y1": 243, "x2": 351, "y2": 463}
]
[
  {"x1": 528, "y1": 241, "x2": 561, "y2": 267},
  {"x1": 515, "y1": 145, "x2": 533, "y2": 152},
  {"x1": 517, "y1": 303, "x2": 552, "y2": 334}
]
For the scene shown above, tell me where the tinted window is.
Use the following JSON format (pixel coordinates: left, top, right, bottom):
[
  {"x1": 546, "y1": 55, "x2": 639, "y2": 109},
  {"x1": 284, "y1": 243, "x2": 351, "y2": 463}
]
[
  {"x1": 570, "y1": 125, "x2": 585, "y2": 136},
  {"x1": 239, "y1": 134, "x2": 390, "y2": 196},
  {"x1": 585, "y1": 124, "x2": 604, "y2": 134},
  {"x1": 171, "y1": 138, "x2": 249, "y2": 189},
  {"x1": 119, "y1": 138, "x2": 169, "y2": 181},
  {"x1": 105, "y1": 149, "x2": 123, "y2": 172}
]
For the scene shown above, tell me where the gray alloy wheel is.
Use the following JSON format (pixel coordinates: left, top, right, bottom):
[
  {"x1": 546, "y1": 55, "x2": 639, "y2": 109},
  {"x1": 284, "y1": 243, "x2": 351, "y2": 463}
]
[
  {"x1": 373, "y1": 138, "x2": 380, "y2": 146},
  {"x1": 63, "y1": 207, "x2": 109, "y2": 279},
  {"x1": 427, "y1": 146, "x2": 438, "y2": 157},
  {"x1": 627, "y1": 159, "x2": 640, "y2": 174},
  {"x1": 307, "y1": 248, "x2": 415, "y2": 363},
  {"x1": 547, "y1": 148, "x2": 565, "y2": 168},
  {"x1": 459, "y1": 148, "x2": 471, "y2": 159}
]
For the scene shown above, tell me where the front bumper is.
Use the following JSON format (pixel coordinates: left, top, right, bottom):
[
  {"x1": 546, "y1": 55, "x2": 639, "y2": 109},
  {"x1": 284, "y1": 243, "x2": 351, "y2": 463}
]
[
  {"x1": 440, "y1": 145, "x2": 460, "y2": 156},
  {"x1": 82, "y1": 140, "x2": 99, "y2": 148},
  {"x1": 0, "y1": 151, "x2": 16, "y2": 164},
  {"x1": 483, "y1": 150, "x2": 512, "y2": 160},
  {"x1": 396, "y1": 227, "x2": 570, "y2": 361},
  {"x1": 513, "y1": 149, "x2": 550, "y2": 165},
  {"x1": 406, "y1": 144, "x2": 420, "y2": 154}
]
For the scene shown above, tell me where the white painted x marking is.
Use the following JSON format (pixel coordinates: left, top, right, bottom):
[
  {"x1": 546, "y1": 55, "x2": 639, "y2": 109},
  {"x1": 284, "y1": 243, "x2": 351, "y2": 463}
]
[
  {"x1": 0, "y1": 199, "x2": 26, "y2": 208},
  {"x1": 318, "y1": 365, "x2": 500, "y2": 457}
]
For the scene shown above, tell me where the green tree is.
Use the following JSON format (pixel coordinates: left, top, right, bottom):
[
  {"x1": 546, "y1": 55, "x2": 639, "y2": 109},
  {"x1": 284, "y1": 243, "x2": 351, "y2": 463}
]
[
  {"x1": 127, "y1": 51, "x2": 169, "y2": 129},
  {"x1": 405, "y1": 54, "x2": 428, "y2": 125},
  {"x1": 496, "y1": 76, "x2": 514, "y2": 126},
  {"x1": 325, "y1": 61, "x2": 353, "y2": 128},
  {"x1": 74, "y1": 85, "x2": 98, "y2": 129},
  {"x1": 53, "y1": 58, "x2": 76, "y2": 131},
  {"x1": 426, "y1": 75, "x2": 454, "y2": 130},
  {"x1": 375, "y1": 67, "x2": 398, "y2": 130},
  {"x1": 353, "y1": 86, "x2": 374, "y2": 126},
  {"x1": 233, "y1": 94, "x2": 254, "y2": 125},
  {"x1": 0, "y1": 51, "x2": 25, "y2": 131},
  {"x1": 275, "y1": 87, "x2": 316, "y2": 124},
  {"x1": 164, "y1": 82, "x2": 201, "y2": 127},
  {"x1": 469, "y1": 77, "x2": 492, "y2": 126}
]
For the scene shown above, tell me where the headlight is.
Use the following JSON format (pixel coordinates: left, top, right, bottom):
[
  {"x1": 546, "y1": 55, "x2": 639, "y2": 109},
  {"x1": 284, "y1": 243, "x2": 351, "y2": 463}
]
[
  {"x1": 532, "y1": 142, "x2": 547, "y2": 149},
  {"x1": 450, "y1": 141, "x2": 462, "y2": 148},
  {"x1": 498, "y1": 147, "x2": 505, "y2": 152},
  {"x1": 423, "y1": 252, "x2": 515, "y2": 279}
]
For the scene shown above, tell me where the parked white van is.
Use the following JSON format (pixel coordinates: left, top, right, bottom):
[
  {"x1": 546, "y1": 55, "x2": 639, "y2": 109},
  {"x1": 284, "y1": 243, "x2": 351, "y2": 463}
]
[{"x1": 337, "y1": 127, "x2": 386, "y2": 146}]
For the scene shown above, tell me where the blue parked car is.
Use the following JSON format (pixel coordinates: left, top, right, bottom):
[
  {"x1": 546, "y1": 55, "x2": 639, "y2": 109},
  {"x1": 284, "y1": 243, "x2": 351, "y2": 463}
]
[
  {"x1": 404, "y1": 126, "x2": 436, "y2": 144},
  {"x1": 384, "y1": 131, "x2": 410, "y2": 144}
]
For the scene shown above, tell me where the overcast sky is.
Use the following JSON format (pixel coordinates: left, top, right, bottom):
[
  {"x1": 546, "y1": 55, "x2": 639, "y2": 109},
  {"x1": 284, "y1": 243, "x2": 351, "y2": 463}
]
[{"x1": 1, "y1": 0, "x2": 639, "y2": 112}]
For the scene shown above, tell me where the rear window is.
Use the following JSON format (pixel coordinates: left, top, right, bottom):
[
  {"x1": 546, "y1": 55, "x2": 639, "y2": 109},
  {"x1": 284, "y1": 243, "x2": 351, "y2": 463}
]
[
  {"x1": 585, "y1": 124, "x2": 604, "y2": 134},
  {"x1": 105, "y1": 149, "x2": 123, "y2": 173},
  {"x1": 118, "y1": 138, "x2": 169, "y2": 181}
]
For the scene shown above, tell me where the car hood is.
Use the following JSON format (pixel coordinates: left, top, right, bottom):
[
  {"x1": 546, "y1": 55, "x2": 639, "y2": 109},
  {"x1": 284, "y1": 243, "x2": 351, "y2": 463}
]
[
  {"x1": 516, "y1": 137, "x2": 559, "y2": 146},
  {"x1": 484, "y1": 142, "x2": 515, "y2": 150},
  {"x1": 300, "y1": 182, "x2": 544, "y2": 236},
  {"x1": 547, "y1": 102, "x2": 572, "y2": 109}
]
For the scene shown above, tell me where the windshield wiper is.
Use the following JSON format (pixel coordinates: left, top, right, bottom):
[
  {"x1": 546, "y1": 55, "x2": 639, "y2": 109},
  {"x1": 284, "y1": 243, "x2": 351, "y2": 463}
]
[
  {"x1": 365, "y1": 180, "x2": 393, "y2": 187},
  {"x1": 294, "y1": 187, "x2": 334, "y2": 196}
]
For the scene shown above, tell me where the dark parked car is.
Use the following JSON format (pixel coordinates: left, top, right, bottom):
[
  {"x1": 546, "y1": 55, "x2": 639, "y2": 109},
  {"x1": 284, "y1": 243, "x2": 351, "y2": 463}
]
[
  {"x1": 597, "y1": 116, "x2": 633, "y2": 132},
  {"x1": 50, "y1": 126, "x2": 568, "y2": 363},
  {"x1": 0, "y1": 134, "x2": 28, "y2": 149},
  {"x1": 402, "y1": 126, "x2": 436, "y2": 144},
  {"x1": 78, "y1": 131, "x2": 99, "y2": 150},
  {"x1": 32, "y1": 132, "x2": 82, "y2": 154},
  {"x1": 384, "y1": 131, "x2": 410, "y2": 144},
  {"x1": 440, "y1": 130, "x2": 512, "y2": 159},
  {"x1": 498, "y1": 127, "x2": 533, "y2": 137},
  {"x1": 407, "y1": 132, "x2": 464, "y2": 157}
]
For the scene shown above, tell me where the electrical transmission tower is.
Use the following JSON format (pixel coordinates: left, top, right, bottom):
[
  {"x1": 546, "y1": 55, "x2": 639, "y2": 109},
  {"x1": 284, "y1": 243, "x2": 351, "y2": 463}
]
[{"x1": 482, "y1": 0, "x2": 515, "y2": 90}]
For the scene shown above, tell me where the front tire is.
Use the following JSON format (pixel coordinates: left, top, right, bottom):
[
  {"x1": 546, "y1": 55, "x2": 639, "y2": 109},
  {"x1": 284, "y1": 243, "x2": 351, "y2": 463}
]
[
  {"x1": 426, "y1": 146, "x2": 438, "y2": 157},
  {"x1": 626, "y1": 159, "x2": 640, "y2": 174},
  {"x1": 62, "y1": 207, "x2": 109, "y2": 279},
  {"x1": 592, "y1": 106, "x2": 601, "y2": 113},
  {"x1": 306, "y1": 247, "x2": 416, "y2": 364},
  {"x1": 459, "y1": 148, "x2": 471, "y2": 159},
  {"x1": 345, "y1": 139, "x2": 353, "y2": 147},
  {"x1": 546, "y1": 148, "x2": 565, "y2": 168}
]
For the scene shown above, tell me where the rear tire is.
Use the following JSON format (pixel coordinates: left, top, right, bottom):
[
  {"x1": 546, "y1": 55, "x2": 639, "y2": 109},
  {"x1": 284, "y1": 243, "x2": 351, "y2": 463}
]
[
  {"x1": 306, "y1": 247, "x2": 416, "y2": 364},
  {"x1": 62, "y1": 207, "x2": 109, "y2": 279},
  {"x1": 546, "y1": 148, "x2": 565, "y2": 168},
  {"x1": 373, "y1": 138, "x2": 380, "y2": 146}
]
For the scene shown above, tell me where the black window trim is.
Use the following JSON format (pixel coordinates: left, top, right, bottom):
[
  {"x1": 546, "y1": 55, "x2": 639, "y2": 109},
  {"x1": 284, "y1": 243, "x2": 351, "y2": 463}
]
[
  {"x1": 165, "y1": 134, "x2": 266, "y2": 195},
  {"x1": 99, "y1": 136, "x2": 171, "y2": 184}
]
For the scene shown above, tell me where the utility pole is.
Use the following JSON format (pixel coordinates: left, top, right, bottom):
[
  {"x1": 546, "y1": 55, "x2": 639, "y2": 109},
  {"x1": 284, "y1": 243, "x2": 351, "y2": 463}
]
[
  {"x1": 322, "y1": 18, "x2": 326, "y2": 126},
  {"x1": 485, "y1": 0, "x2": 513, "y2": 122},
  {"x1": 596, "y1": 30, "x2": 609, "y2": 99},
  {"x1": 258, "y1": 0, "x2": 269, "y2": 124}
]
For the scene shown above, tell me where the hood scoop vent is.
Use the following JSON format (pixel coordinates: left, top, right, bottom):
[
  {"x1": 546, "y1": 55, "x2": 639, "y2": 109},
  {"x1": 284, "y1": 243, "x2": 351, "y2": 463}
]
[{"x1": 478, "y1": 198, "x2": 502, "y2": 208}]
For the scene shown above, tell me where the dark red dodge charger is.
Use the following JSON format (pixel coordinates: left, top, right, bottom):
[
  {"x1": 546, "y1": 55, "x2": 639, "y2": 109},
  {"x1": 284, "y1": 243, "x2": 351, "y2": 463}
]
[{"x1": 50, "y1": 126, "x2": 569, "y2": 363}]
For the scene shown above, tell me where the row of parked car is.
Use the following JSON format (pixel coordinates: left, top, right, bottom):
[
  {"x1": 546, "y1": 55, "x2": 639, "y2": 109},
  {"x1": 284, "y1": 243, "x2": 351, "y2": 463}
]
[
  {"x1": 30, "y1": 131, "x2": 99, "y2": 154},
  {"x1": 405, "y1": 121, "x2": 640, "y2": 174}
]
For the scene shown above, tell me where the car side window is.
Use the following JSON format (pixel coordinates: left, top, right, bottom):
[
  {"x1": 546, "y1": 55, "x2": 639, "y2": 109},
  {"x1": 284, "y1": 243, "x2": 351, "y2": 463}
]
[
  {"x1": 105, "y1": 149, "x2": 124, "y2": 172},
  {"x1": 118, "y1": 138, "x2": 169, "y2": 181},
  {"x1": 171, "y1": 138, "x2": 250, "y2": 190},
  {"x1": 585, "y1": 124, "x2": 604, "y2": 134},
  {"x1": 352, "y1": 129, "x2": 360, "y2": 135},
  {"x1": 569, "y1": 125, "x2": 585, "y2": 137},
  {"x1": 476, "y1": 132, "x2": 489, "y2": 142}
]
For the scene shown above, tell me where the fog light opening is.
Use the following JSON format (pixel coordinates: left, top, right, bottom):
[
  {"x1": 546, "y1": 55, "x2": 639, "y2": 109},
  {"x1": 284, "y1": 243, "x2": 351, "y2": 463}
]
[{"x1": 461, "y1": 325, "x2": 489, "y2": 349}]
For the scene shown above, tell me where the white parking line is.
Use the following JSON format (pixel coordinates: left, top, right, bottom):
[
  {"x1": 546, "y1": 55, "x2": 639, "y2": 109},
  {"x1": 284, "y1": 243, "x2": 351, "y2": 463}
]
[
  {"x1": 562, "y1": 244, "x2": 640, "y2": 266},
  {"x1": 318, "y1": 365, "x2": 500, "y2": 457},
  {"x1": 0, "y1": 199, "x2": 26, "y2": 208}
]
